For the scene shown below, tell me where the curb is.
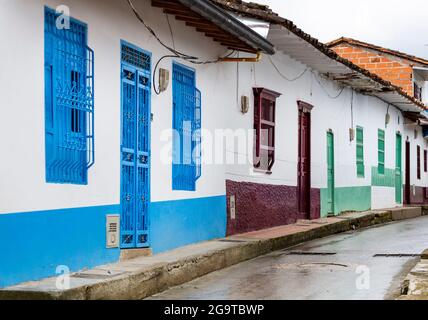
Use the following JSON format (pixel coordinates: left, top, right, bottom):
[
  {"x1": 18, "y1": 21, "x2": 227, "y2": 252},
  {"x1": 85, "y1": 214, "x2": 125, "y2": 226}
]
[
  {"x1": 398, "y1": 248, "x2": 428, "y2": 300},
  {"x1": 0, "y1": 206, "x2": 425, "y2": 300}
]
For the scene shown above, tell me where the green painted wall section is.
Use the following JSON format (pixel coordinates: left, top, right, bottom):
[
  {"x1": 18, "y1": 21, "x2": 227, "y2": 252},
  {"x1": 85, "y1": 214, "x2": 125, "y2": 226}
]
[
  {"x1": 371, "y1": 166, "x2": 395, "y2": 187},
  {"x1": 320, "y1": 186, "x2": 371, "y2": 217},
  {"x1": 320, "y1": 167, "x2": 399, "y2": 218}
]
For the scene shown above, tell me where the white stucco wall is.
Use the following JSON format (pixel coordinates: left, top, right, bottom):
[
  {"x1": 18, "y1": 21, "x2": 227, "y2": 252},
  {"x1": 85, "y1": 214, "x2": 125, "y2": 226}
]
[
  {"x1": 1, "y1": 0, "x2": 426, "y2": 216},
  {"x1": 224, "y1": 47, "x2": 428, "y2": 211},
  {"x1": 0, "y1": 0, "x2": 231, "y2": 214}
]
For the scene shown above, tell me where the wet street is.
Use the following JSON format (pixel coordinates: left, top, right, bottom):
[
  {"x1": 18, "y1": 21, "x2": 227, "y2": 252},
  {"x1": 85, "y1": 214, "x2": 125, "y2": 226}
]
[{"x1": 148, "y1": 216, "x2": 428, "y2": 300}]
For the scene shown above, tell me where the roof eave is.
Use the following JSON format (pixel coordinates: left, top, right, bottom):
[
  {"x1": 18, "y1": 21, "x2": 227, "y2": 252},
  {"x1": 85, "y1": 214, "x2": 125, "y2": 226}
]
[
  {"x1": 177, "y1": 0, "x2": 275, "y2": 54},
  {"x1": 210, "y1": 0, "x2": 426, "y2": 112},
  {"x1": 268, "y1": 25, "x2": 427, "y2": 113}
]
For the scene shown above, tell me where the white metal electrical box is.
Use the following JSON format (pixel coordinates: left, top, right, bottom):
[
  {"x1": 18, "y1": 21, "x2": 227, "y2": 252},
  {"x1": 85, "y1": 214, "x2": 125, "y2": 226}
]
[
  {"x1": 106, "y1": 215, "x2": 120, "y2": 248},
  {"x1": 230, "y1": 195, "x2": 236, "y2": 220}
]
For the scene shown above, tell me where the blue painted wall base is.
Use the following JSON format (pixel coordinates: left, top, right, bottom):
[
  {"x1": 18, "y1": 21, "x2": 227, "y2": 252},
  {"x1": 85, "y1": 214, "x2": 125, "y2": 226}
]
[
  {"x1": 0, "y1": 195, "x2": 227, "y2": 288},
  {"x1": 0, "y1": 205, "x2": 120, "y2": 288},
  {"x1": 150, "y1": 195, "x2": 227, "y2": 254}
]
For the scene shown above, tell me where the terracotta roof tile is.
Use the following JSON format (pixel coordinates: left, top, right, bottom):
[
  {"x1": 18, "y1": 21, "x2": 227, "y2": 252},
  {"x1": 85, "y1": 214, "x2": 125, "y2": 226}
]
[{"x1": 210, "y1": 0, "x2": 426, "y2": 110}]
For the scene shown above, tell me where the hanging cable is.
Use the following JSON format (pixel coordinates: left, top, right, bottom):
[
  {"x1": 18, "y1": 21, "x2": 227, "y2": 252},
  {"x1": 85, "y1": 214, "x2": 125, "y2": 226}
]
[
  {"x1": 236, "y1": 53, "x2": 240, "y2": 109},
  {"x1": 152, "y1": 55, "x2": 177, "y2": 95},
  {"x1": 127, "y1": 0, "x2": 196, "y2": 60},
  {"x1": 152, "y1": 50, "x2": 236, "y2": 95},
  {"x1": 311, "y1": 71, "x2": 345, "y2": 99},
  {"x1": 127, "y1": 0, "x2": 235, "y2": 65},
  {"x1": 268, "y1": 56, "x2": 308, "y2": 82},
  {"x1": 351, "y1": 90, "x2": 354, "y2": 129},
  {"x1": 165, "y1": 13, "x2": 176, "y2": 51},
  {"x1": 127, "y1": 0, "x2": 238, "y2": 94}
]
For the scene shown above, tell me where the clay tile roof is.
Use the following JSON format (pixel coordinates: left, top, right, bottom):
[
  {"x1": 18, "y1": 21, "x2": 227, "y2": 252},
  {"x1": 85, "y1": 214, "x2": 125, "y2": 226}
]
[
  {"x1": 211, "y1": 0, "x2": 283, "y2": 22},
  {"x1": 210, "y1": 0, "x2": 426, "y2": 111},
  {"x1": 327, "y1": 37, "x2": 428, "y2": 67}
]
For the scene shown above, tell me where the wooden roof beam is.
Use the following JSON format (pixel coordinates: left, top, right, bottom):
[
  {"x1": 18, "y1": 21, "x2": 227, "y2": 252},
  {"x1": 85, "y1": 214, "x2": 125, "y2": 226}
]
[
  {"x1": 174, "y1": 15, "x2": 206, "y2": 23},
  {"x1": 152, "y1": 0, "x2": 186, "y2": 10}
]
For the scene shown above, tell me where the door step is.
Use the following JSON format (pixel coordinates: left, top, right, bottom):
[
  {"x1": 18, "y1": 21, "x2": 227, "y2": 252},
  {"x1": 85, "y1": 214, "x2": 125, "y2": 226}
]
[{"x1": 120, "y1": 248, "x2": 153, "y2": 262}]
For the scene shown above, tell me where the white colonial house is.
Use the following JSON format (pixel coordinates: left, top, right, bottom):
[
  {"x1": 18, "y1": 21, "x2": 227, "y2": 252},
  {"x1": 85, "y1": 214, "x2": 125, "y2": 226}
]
[{"x1": 212, "y1": 1, "x2": 428, "y2": 234}]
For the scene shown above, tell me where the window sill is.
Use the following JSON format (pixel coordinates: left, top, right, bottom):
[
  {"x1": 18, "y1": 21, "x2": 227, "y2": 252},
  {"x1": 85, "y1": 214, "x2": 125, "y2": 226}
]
[{"x1": 253, "y1": 168, "x2": 273, "y2": 175}]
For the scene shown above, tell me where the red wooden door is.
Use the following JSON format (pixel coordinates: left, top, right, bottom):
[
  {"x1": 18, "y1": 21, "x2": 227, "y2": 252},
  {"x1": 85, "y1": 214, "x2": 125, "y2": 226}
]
[
  {"x1": 404, "y1": 140, "x2": 411, "y2": 205},
  {"x1": 298, "y1": 101, "x2": 312, "y2": 219}
]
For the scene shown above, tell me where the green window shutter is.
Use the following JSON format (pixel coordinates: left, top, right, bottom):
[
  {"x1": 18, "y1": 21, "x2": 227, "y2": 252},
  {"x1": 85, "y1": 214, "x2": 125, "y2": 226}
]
[
  {"x1": 356, "y1": 126, "x2": 364, "y2": 177},
  {"x1": 378, "y1": 129, "x2": 385, "y2": 174}
]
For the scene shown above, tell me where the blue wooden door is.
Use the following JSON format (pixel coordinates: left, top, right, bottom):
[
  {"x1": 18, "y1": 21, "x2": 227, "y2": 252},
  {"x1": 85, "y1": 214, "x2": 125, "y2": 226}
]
[{"x1": 120, "y1": 43, "x2": 151, "y2": 248}]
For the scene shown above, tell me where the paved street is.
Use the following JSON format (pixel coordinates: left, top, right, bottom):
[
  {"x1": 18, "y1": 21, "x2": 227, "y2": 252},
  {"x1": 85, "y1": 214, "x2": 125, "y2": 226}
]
[{"x1": 148, "y1": 216, "x2": 428, "y2": 300}]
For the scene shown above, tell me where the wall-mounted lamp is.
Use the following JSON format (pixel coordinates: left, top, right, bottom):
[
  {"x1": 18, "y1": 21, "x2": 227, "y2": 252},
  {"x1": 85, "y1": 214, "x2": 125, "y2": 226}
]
[
  {"x1": 385, "y1": 104, "x2": 391, "y2": 127},
  {"x1": 385, "y1": 113, "x2": 391, "y2": 127},
  {"x1": 349, "y1": 128, "x2": 355, "y2": 142},
  {"x1": 241, "y1": 95, "x2": 249, "y2": 114},
  {"x1": 158, "y1": 68, "x2": 170, "y2": 93}
]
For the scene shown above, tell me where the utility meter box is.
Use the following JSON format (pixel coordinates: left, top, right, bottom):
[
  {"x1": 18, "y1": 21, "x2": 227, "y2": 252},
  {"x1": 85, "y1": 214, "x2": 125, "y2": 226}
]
[
  {"x1": 106, "y1": 215, "x2": 120, "y2": 249},
  {"x1": 159, "y1": 68, "x2": 170, "y2": 93}
]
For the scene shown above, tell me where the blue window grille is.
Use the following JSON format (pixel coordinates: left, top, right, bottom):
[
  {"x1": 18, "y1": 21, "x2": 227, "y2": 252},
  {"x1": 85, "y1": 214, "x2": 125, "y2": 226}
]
[
  {"x1": 120, "y1": 42, "x2": 151, "y2": 248},
  {"x1": 44, "y1": 7, "x2": 94, "y2": 185},
  {"x1": 172, "y1": 63, "x2": 202, "y2": 191}
]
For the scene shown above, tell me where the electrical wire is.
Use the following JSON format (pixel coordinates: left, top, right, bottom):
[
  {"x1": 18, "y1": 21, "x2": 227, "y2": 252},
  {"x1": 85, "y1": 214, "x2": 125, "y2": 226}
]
[
  {"x1": 127, "y1": 0, "x2": 197, "y2": 60},
  {"x1": 127, "y1": 0, "x2": 347, "y2": 102},
  {"x1": 127, "y1": 0, "x2": 233, "y2": 65},
  {"x1": 127, "y1": 0, "x2": 236, "y2": 94},
  {"x1": 165, "y1": 13, "x2": 176, "y2": 51},
  {"x1": 311, "y1": 71, "x2": 345, "y2": 99},
  {"x1": 269, "y1": 56, "x2": 345, "y2": 100},
  {"x1": 268, "y1": 56, "x2": 308, "y2": 82},
  {"x1": 152, "y1": 50, "x2": 236, "y2": 95},
  {"x1": 236, "y1": 53, "x2": 240, "y2": 109},
  {"x1": 351, "y1": 90, "x2": 354, "y2": 129}
]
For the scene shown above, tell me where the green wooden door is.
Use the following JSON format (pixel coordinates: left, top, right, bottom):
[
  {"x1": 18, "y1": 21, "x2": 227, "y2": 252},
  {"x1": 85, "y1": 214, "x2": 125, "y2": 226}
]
[
  {"x1": 395, "y1": 133, "x2": 402, "y2": 204},
  {"x1": 327, "y1": 132, "x2": 335, "y2": 215}
]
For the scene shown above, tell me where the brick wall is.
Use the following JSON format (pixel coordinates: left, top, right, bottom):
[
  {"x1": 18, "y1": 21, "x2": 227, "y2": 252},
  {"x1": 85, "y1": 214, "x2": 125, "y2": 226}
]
[{"x1": 331, "y1": 44, "x2": 414, "y2": 96}]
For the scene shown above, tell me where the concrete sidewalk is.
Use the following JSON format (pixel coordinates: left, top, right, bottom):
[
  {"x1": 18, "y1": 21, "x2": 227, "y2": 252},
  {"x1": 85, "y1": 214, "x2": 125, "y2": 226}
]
[
  {"x1": 398, "y1": 248, "x2": 428, "y2": 300},
  {"x1": 1, "y1": 206, "x2": 427, "y2": 300}
]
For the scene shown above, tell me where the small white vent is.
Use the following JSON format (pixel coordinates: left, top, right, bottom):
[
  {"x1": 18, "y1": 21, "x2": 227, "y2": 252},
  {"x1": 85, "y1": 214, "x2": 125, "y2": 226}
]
[
  {"x1": 106, "y1": 215, "x2": 120, "y2": 248},
  {"x1": 230, "y1": 195, "x2": 236, "y2": 220}
]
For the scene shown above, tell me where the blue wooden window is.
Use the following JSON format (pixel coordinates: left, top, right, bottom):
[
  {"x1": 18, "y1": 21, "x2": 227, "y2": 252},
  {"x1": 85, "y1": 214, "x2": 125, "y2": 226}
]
[
  {"x1": 44, "y1": 7, "x2": 95, "y2": 185},
  {"x1": 172, "y1": 63, "x2": 202, "y2": 191}
]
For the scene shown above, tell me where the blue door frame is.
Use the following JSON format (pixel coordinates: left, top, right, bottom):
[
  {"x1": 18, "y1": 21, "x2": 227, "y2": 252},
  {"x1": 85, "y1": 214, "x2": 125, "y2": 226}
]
[{"x1": 120, "y1": 41, "x2": 151, "y2": 248}]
